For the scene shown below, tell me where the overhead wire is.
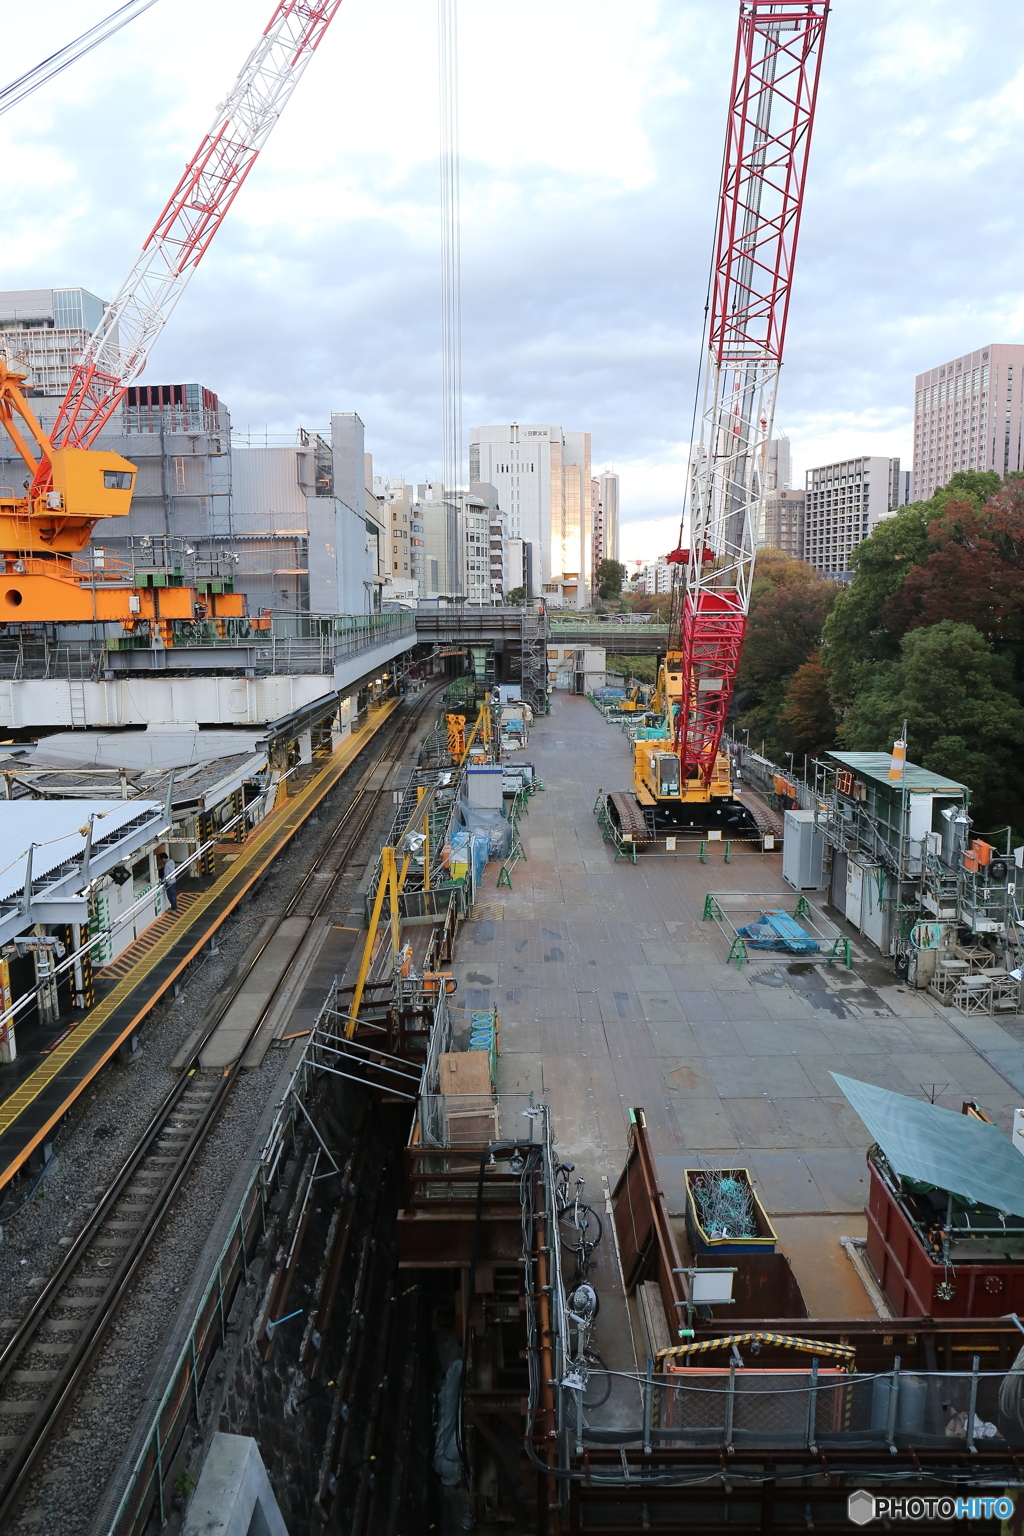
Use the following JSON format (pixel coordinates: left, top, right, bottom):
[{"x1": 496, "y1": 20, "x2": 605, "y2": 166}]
[{"x1": 0, "y1": 0, "x2": 160, "y2": 121}]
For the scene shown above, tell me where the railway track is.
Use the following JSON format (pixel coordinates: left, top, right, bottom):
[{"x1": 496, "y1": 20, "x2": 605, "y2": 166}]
[{"x1": 0, "y1": 687, "x2": 439, "y2": 1526}]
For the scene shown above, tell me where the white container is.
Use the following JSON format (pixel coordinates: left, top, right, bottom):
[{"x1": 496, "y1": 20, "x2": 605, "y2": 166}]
[
  {"x1": 466, "y1": 766, "x2": 504, "y2": 809},
  {"x1": 782, "y1": 809, "x2": 827, "y2": 890}
]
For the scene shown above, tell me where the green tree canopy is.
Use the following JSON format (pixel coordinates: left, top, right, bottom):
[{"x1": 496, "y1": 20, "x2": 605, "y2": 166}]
[
  {"x1": 882, "y1": 483, "x2": 1024, "y2": 662},
  {"x1": 735, "y1": 553, "x2": 837, "y2": 757},
  {"x1": 596, "y1": 559, "x2": 628, "y2": 599},
  {"x1": 821, "y1": 470, "x2": 1003, "y2": 706},
  {"x1": 776, "y1": 652, "x2": 837, "y2": 762},
  {"x1": 841, "y1": 620, "x2": 1024, "y2": 830}
]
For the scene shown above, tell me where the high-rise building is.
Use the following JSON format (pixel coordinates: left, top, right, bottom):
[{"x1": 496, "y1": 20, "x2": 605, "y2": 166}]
[
  {"x1": 506, "y1": 537, "x2": 534, "y2": 596},
  {"x1": 803, "y1": 456, "x2": 903, "y2": 579},
  {"x1": 373, "y1": 476, "x2": 417, "y2": 584},
  {"x1": 469, "y1": 424, "x2": 593, "y2": 595},
  {"x1": 753, "y1": 434, "x2": 792, "y2": 546},
  {"x1": 635, "y1": 557, "x2": 672, "y2": 596},
  {"x1": 462, "y1": 484, "x2": 500, "y2": 605},
  {"x1": 912, "y1": 344, "x2": 1024, "y2": 501},
  {"x1": 765, "y1": 434, "x2": 791, "y2": 491},
  {"x1": 591, "y1": 470, "x2": 620, "y2": 570},
  {"x1": 0, "y1": 287, "x2": 108, "y2": 395},
  {"x1": 761, "y1": 489, "x2": 805, "y2": 560}
]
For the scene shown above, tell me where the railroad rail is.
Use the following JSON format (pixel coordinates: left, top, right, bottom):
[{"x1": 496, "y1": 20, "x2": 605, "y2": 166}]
[{"x1": 0, "y1": 686, "x2": 441, "y2": 1525}]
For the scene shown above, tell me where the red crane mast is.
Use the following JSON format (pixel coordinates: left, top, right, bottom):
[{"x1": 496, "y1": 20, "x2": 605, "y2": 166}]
[{"x1": 670, "y1": 0, "x2": 828, "y2": 786}]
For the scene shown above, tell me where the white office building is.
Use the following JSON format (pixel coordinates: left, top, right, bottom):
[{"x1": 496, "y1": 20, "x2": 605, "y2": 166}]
[
  {"x1": 912, "y1": 344, "x2": 1024, "y2": 501},
  {"x1": 803, "y1": 456, "x2": 903, "y2": 579},
  {"x1": 469, "y1": 424, "x2": 592, "y2": 599}
]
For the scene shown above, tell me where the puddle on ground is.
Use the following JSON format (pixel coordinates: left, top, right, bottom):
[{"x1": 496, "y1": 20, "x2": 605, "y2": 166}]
[
  {"x1": 465, "y1": 972, "x2": 494, "y2": 985},
  {"x1": 751, "y1": 969, "x2": 785, "y2": 988},
  {"x1": 752, "y1": 965, "x2": 848, "y2": 1017},
  {"x1": 751, "y1": 964, "x2": 895, "y2": 1019}
]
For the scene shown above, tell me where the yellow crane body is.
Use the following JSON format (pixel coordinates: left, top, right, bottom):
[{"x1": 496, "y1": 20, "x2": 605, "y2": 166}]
[
  {"x1": 0, "y1": 363, "x2": 244, "y2": 638},
  {"x1": 632, "y1": 652, "x2": 733, "y2": 808}
]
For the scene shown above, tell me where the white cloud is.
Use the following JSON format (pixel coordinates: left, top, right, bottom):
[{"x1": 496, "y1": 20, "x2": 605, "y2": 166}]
[
  {"x1": 2, "y1": 0, "x2": 1024, "y2": 516},
  {"x1": 619, "y1": 515, "x2": 681, "y2": 568}
]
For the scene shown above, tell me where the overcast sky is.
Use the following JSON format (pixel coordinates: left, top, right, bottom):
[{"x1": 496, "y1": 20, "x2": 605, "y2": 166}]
[{"x1": 3, "y1": 0, "x2": 1023, "y2": 564}]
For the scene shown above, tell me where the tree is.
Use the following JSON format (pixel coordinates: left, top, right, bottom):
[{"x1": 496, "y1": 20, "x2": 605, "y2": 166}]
[
  {"x1": 596, "y1": 559, "x2": 627, "y2": 599},
  {"x1": 608, "y1": 653, "x2": 658, "y2": 684},
  {"x1": 776, "y1": 652, "x2": 837, "y2": 761},
  {"x1": 821, "y1": 505, "x2": 930, "y2": 706},
  {"x1": 627, "y1": 592, "x2": 673, "y2": 622},
  {"x1": 505, "y1": 586, "x2": 528, "y2": 606},
  {"x1": 841, "y1": 620, "x2": 1024, "y2": 829},
  {"x1": 821, "y1": 471, "x2": 1003, "y2": 707},
  {"x1": 882, "y1": 484, "x2": 1024, "y2": 660},
  {"x1": 735, "y1": 553, "x2": 837, "y2": 758}
]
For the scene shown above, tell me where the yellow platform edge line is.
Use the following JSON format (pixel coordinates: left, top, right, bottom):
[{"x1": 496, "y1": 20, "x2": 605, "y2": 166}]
[{"x1": 0, "y1": 698, "x2": 403, "y2": 1185}]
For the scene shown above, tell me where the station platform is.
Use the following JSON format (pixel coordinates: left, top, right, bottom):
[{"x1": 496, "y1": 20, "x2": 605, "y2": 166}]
[
  {"x1": 0, "y1": 698, "x2": 403, "y2": 1191},
  {"x1": 444, "y1": 694, "x2": 1024, "y2": 1338}
]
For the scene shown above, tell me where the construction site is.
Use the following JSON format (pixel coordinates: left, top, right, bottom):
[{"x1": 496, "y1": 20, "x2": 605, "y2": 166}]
[{"x1": 0, "y1": 2, "x2": 1023, "y2": 1535}]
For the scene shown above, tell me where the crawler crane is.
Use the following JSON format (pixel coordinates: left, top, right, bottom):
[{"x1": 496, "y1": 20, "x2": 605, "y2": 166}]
[
  {"x1": 0, "y1": 1, "x2": 343, "y2": 644},
  {"x1": 609, "y1": 0, "x2": 829, "y2": 844}
]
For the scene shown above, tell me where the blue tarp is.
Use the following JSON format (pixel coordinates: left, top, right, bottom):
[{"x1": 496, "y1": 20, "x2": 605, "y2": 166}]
[{"x1": 736, "y1": 909, "x2": 820, "y2": 955}]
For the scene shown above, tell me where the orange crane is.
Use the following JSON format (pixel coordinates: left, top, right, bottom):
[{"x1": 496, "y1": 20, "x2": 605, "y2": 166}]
[{"x1": 0, "y1": 1, "x2": 344, "y2": 643}]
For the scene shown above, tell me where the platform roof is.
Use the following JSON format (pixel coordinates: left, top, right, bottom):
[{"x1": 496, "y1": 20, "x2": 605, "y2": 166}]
[
  {"x1": 0, "y1": 800, "x2": 163, "y2": 905},
  {"x1": 832, "y1": 1073, "x2": 1024, "y2": 1217},
  {"x1": 828, "y1": 751, "x2": 968, "y2": 795},
  {"x1": 18, "y1": 728, "x2": 266, "y2": 771}
]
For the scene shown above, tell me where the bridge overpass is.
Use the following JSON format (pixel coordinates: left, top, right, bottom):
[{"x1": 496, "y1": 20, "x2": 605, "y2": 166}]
[{"x1": 547, "y1": 620, "x2": 669, "y2": 655}]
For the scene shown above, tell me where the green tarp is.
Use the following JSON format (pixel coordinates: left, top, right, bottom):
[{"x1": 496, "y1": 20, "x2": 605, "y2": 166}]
[{"x1": 831, "y1": 1072, "x2": 1024, "y2": 1218}]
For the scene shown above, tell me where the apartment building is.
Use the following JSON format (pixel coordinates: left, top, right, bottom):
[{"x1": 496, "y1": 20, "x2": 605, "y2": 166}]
[{"x1": 803, "y1": 456, "x2": 903, "y2": 578}]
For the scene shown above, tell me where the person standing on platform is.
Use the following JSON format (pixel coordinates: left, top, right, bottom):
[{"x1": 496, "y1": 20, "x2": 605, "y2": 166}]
[{"x1": 161, "y1": 849, "x2": 179, "y2": 914}]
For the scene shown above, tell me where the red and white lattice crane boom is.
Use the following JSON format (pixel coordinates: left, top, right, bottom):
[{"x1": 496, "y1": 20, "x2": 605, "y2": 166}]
[
  {"x1": 0, "y1": 2, "x2": 343, "y2": 631},
  {"x1": 46, "y1": 0, "x2": 345, "y2": 473},
  {"x1": 670, "y1": 0, "x2": 828, "y2": 787}
]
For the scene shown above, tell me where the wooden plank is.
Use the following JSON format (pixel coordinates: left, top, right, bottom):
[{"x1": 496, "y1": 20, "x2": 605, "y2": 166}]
[{"x1": 439, "y1": 1051, "x2": 492, "y2": 1095}]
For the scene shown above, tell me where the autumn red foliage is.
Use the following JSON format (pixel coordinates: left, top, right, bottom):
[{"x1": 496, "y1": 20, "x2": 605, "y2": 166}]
[{"x1": 882, "y1": 487, "x2": 1024, "y2": 646}]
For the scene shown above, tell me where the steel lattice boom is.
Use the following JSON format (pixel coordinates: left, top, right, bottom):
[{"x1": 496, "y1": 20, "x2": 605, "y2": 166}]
[
  {"x1": 39, "y1": 0, "x2": 343, "y2": 482},
  {"x1": 673, "y1": 0, "x2": 828, "y2": 786}
]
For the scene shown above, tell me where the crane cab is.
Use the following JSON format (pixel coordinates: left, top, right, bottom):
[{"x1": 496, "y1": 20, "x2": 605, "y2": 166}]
[{"x1": 633, "y1": 740, "x2": 732, "y2": 807}]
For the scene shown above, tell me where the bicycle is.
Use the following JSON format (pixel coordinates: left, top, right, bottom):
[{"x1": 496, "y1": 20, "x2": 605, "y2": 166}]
[
  {"x1": 554, "y1": 1162, "x2": 603, "y2": 1283},
  {"x1": 561, "y1": 1279, "x2": 612, "y2": 1414}
]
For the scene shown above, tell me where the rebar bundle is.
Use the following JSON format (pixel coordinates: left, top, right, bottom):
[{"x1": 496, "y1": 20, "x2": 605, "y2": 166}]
[{"x1": 695, "y1": 1172, "x2": 756, "y2": 1240}]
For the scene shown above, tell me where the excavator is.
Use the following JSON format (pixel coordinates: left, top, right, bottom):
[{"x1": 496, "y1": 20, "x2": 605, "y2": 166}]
[
  {"x1": 605, "y1": 0, "x2": 829, "y2": 847},
  {"x1": 0, "y1": 1, "x2": 342, "y2": 646}
]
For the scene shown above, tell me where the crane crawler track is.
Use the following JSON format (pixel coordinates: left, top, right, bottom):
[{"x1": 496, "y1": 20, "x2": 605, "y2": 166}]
[
  {"x1": 606, "y1": 792, "x2": 655, "y2": 843},
  {"x1": 0, "y1": 684, "x2": 442, "y2": 1526}
]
